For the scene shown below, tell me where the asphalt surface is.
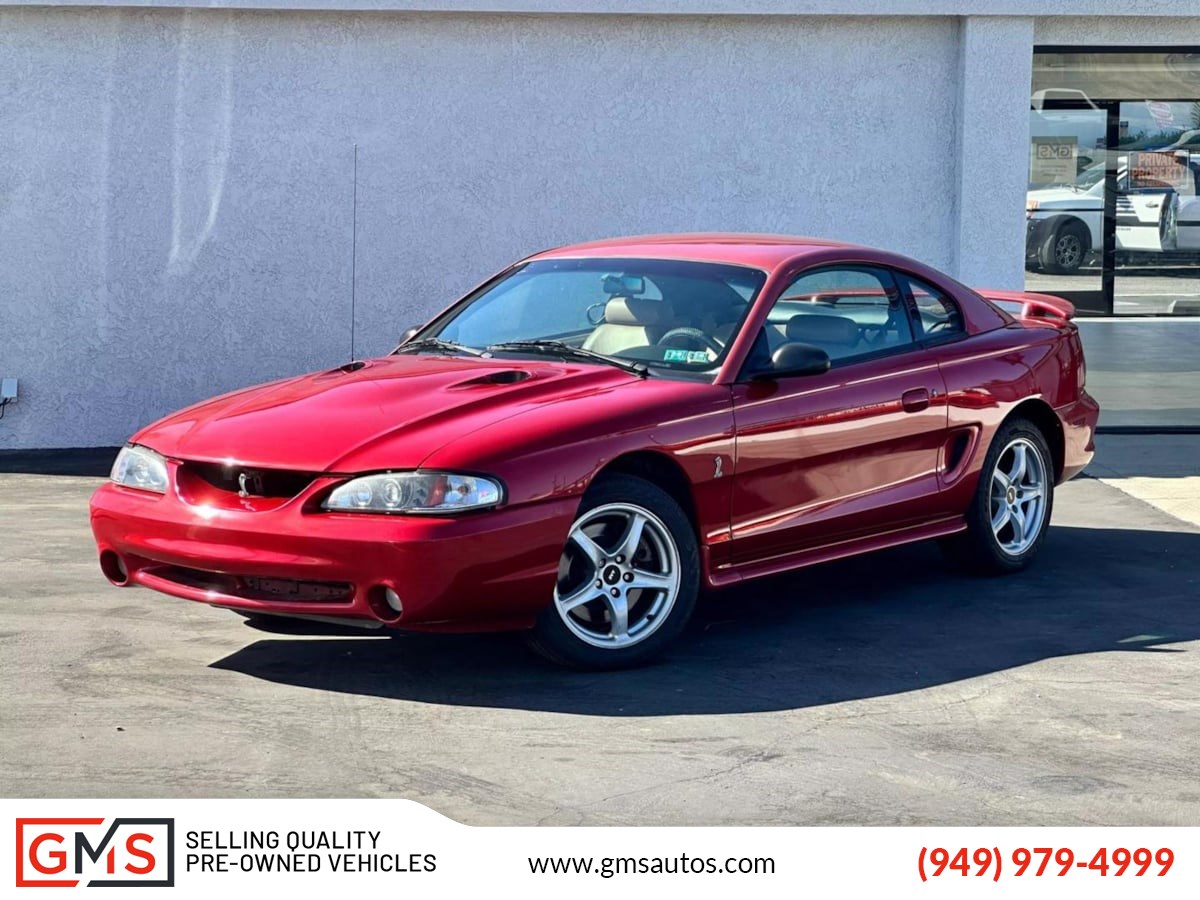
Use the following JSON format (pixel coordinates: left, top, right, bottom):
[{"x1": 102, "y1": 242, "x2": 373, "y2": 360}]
[{"x1": 1, "y1": 472, "x2": 1198, "y2": 825}]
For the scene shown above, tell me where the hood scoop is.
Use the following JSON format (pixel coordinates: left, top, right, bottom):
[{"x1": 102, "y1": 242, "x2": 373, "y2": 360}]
[
  {"x1": 312, "y1": 360, "x2": 370, "y2": 382},
  {"x1": 451, "y1": 369, "x2": 533, "y2": 389}
]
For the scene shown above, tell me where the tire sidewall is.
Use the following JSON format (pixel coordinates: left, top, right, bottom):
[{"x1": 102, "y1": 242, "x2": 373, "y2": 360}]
[{"x1": 529, "y1": 474, "x2": 700, "y2": 669}]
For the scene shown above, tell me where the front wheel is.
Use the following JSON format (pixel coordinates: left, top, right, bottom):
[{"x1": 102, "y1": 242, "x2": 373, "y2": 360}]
[
  {"x1": 1037, "y1": 220, "x2": 1088, "y2": 274},
  {"x1": 942, "y1": 418, "x2": 1055, "y2": 574},
  {"x1": 527, "y1": 474, "x2": 699, "y2": 669}
]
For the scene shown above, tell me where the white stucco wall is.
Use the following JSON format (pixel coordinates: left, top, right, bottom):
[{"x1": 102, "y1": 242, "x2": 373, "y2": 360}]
[
  {"x1": 1, "y1": 10, "x2": 966, "y2": 449},
  {"x1": 0, "y1": 5, "x2": 1196, "y2": 449}
]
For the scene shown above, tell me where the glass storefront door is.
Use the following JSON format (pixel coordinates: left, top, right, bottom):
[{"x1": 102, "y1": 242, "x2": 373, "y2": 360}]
[
  {"x1": 1113, "y1": 100, "x2": 1200, "y2": 314},
  {"x1": 1025, "y1": 102, "x2": 1111, "y2": 313},
  {"x1": 1029, "y1": 51, "x2": 1200, "y2": 316},
  {"x1": 1029, "y1": 52, "x2": 1200, "y2": 430}
]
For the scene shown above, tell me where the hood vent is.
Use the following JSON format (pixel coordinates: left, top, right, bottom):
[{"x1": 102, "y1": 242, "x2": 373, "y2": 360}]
[
  {"x1": 452, "y1": 370, "x2": 532, "y2": 388},
  {"x1": 312, "y1": 360, "x2": 369, "y2": 382}
]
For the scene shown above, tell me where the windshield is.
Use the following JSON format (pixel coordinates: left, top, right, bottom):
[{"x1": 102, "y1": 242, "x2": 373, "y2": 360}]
[
  {"x1": 423, "y1": 257, "x2": 767, "y2": 373},
  {"x1": 1076, "y1": 161, "x2": 1107, "y2": 190}
]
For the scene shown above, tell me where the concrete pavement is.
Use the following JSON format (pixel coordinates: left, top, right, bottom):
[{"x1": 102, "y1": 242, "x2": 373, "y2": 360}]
[
  {"x1": 1090, "y1": 433, "x2": 1200, "y2": 526},
  {"x1": 1, "y1": 464, "x2": 1198, "y2": 826}
]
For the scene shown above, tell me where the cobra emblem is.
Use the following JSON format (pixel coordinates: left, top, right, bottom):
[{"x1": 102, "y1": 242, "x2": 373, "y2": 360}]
[{"x1": 714, "y1": 456, "x2": 724, "y2": 478}]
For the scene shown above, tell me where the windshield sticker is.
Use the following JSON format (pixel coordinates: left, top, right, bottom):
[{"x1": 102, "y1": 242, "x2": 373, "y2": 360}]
[
  {"x1": 686, "y1": 351, "x2": 710, "y2": 363},
  {"x1": 663, "y1": 349, "x2": 689, "y2": 362}
]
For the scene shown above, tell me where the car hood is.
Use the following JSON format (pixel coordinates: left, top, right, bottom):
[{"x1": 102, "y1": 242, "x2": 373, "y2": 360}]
[
  {"x1": 1028, "y1": 186, "x2": 1100, "y2": 208},
  {"x1": 133, "y1": 355, "x2": 640, "y2": 472}
]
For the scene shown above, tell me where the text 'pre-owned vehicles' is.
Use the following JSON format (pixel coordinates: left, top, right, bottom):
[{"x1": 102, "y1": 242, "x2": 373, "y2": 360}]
[{"x1": 91, "y1": 234, "x2": 1099, "y2": 668}]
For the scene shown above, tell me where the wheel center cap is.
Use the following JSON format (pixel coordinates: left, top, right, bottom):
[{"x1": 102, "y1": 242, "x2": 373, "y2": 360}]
[
  {"x1": 602, "y1": 565, "x2": 622, "y2": 585},
  {"x1": 1006, "y1": 486, "x2": 1017, "y2": 504}
]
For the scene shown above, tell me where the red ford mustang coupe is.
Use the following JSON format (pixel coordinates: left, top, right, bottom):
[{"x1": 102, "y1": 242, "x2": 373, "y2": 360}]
[{"x1": 91, "y1": 234, "x2": 1099, "y2": 668}]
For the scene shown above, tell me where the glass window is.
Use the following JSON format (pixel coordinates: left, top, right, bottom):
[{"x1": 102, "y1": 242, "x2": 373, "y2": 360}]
[
  {"x1": 765, "y1": 267, "x2": 914, "y2": 363},
  {"x1": 1027, "y1": 51, "x2": 1200, "y2": 319},
  {"x1": 898, "y1": 275, "x2": 963, "y2": 340}
]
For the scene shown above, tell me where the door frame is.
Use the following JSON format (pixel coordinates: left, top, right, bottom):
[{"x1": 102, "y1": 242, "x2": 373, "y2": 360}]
[{"x1": 1029, "y1": 95, "x2": 1119, "y2": 316}]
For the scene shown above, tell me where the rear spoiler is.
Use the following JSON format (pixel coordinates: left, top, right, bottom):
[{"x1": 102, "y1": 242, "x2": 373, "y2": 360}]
[{"x1": 975, "y1": 289, "x2": 1075, "y2": 324}]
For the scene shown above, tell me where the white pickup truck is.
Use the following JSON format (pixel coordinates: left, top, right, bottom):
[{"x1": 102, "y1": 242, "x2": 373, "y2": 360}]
[{"x1": 1026, "y1": 156, "x2": 1200, "y2": 273}]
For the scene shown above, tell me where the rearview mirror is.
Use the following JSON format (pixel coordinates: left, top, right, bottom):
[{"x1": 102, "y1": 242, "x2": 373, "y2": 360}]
[
  {"x1": 601, "y1": 273, "x2": 645, "y2": 296},
  {"x1": 398, "y1": 326, "x2": 420, "y2": 345},
  {"x1": 750, "y1": 342, "x2": 831, "y2": 380}
]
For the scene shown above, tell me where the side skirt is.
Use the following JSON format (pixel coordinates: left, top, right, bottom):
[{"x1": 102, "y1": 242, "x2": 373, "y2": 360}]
[{"x1": 706, "y1": 516, "x2": 967, "y2": 589}]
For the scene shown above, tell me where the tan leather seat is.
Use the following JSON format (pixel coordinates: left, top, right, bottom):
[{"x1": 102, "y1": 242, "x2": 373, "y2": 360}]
[
  {"x1": 582, "y1": 297, "x2": 669, "y2": 356},
  {"x1": 780, "y1": 314, "x2": 860, "y2": 359}
]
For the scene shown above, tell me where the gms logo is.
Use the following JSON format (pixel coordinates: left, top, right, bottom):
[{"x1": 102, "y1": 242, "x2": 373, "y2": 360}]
[{"x1": 16, "y1": 818, "x2": 174, "y2": 888}]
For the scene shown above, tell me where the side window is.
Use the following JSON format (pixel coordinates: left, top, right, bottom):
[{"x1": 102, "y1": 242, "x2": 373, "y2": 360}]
[
  {"x1": 766, "y1": 266, "x2": 915, "y2": 363},
  {"x1": 899, "y1": 275, "x2": 964, "y2": 340}
]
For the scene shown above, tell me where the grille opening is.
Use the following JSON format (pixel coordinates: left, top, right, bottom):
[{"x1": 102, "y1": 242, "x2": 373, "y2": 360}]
[
  {"x1": 183, "y1": 462, "x2": 318, "y2": 498},
  {"x1": 151, "y1": 564, "x2": 354, "y2": 604}
]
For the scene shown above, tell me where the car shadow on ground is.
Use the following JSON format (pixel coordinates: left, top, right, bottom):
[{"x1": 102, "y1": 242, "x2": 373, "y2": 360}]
[{"x1": 210, "y1": 524, "x2": 1200, "y2": 716}]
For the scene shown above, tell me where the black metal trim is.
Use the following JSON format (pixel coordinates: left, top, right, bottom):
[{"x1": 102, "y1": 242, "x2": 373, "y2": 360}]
[
  {"x1": 1097, "y1": 425, "x2": 1200, "y2": 435},
  {"x1": 1035, "y1": 45, "x2": 1200, "y2": 54}
]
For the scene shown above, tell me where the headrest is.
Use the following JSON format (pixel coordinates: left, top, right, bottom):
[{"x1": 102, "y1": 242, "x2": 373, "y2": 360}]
[
  {"x1": 605, "y1": 297, "x2": 666, "y2": 326},
  {"x1": 785, "y1": 314, "x2": 859, "y2": 346}
]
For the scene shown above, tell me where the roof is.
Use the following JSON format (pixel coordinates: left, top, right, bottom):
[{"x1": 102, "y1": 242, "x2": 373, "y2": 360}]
[{"x1": 529, "y1": 233, "x2": 865, "y2": 271}]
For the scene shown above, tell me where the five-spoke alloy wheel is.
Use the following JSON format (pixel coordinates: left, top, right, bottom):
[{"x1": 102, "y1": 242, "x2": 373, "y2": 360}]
[
  {"x1": 989, "y1": 437, "x2": 1048, "y2": 556},
  {"x1": 528, "y1": 474, "x2": 699, "y2": 669},
  {"x1": 942, "y1": 417, "x2": 1055, "y2": 574}
]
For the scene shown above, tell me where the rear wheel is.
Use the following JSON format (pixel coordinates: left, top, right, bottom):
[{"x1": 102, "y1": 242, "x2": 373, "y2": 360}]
[
  {"x1": 1037, "y1": 220, "x2": 1088, "y2": 274},
  {"x1": 942, "y1": 418, "x2": 1054, "y2": 574},
  {"x1": 527, "y1": 474, "x2": 699, "y2": 669}
]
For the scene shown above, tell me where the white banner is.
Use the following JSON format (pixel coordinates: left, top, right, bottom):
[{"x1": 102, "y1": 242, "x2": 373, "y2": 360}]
[{"x1": 1, "y1": 799, "x2": 1194, "y2": 898}]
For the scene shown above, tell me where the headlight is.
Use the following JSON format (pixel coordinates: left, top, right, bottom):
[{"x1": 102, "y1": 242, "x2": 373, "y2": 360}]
[
  {"x1": 110, "y1": 444, "x2": 169, "y2": 493},
  {"x1": 322, "y1": 472, "x2": 502, "y2": 514}
]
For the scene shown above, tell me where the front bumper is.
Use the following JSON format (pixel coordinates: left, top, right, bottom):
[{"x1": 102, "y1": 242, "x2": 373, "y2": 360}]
[{"x1": 90, "y1": 475, "x2": 575, "y2": 631}]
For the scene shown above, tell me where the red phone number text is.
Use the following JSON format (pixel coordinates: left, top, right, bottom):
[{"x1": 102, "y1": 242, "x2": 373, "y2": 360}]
[{"x1": 918, "y1": 847, "x2": 1174, "y2": 881}]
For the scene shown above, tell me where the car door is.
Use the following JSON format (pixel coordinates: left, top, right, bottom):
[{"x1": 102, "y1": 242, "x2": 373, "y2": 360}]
[
  {"x1": 727, "y1": 265, "x2": 948, "y2": 566},
  {"x1": 1175, "y1": 193, "x2": 1200, "y2": 250},
  {"x1": 1117, "y1": 188, "x2": 1173, "y2": 252},
  {"x1": 1117, "y1": 153, "x2": 1193, "y2": 252}
]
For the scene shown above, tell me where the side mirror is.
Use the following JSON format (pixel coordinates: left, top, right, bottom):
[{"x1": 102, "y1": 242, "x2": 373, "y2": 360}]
[
  {"x1": 398, "y1": 326, "x2": 420, "y2": 345},
  {"x1": 750, "y1": 342, "x2": 831, "y2": 380}
]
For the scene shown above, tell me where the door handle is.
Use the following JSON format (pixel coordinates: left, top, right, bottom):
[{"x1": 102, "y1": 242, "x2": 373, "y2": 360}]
[{"x1": 901, "y1": 388, "x2": 930, "y2": 413}]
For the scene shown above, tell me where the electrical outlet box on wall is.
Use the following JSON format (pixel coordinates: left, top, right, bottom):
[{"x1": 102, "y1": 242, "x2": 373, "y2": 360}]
[{"x1": 0, "y1": 378, "x2": 16, "y2": 401}]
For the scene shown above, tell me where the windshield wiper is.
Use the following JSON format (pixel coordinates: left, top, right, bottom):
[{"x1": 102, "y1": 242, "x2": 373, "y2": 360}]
[
  {"x1": 486, "y1": 340, "x2": 649, "y2": 377},
  {"x1": 392, "y1": 338, "x2": 486, "y2": 357}
]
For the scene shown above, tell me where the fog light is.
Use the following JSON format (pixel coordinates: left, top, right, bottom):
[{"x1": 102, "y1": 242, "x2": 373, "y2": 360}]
[
  {"x1": 99, "y1": 550, "x2": 129, "y2": 586},
  {"x1": 367, "y1": 584, "x2": 403, "y2": 621},
  {"x1": 383, "y1": 588, "x2": 402, "y2": 614}
]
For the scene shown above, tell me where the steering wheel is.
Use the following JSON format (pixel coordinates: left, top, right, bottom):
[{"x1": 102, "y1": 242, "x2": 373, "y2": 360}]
[
  {"x1": 585, "y1": 301, "x2": 608, "y2": 326},
  {"x1": 656, "y1": 327, "x2": 725, "y2": 356},
  {"x1": 860, "y1": 320, "x2": 895, "y2": 347},
  {"x1": 925, "y1": 318, "x2": 954, "y2": 335}
]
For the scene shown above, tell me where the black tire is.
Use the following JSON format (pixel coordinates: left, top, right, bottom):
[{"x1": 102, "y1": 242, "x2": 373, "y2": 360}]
[
  {"x1": 941, "y1": 417, "x2": 1055, "y2": 575},
  {"x1": 1037, "y1": 219, "x2": 1089, "y2": 274},
  {"x1": 1160, "y1": 193, "x2": 1179, "y2": 249},
  {"x1": 526, "y1": 474, "x2": 699, "y2": 670}
]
